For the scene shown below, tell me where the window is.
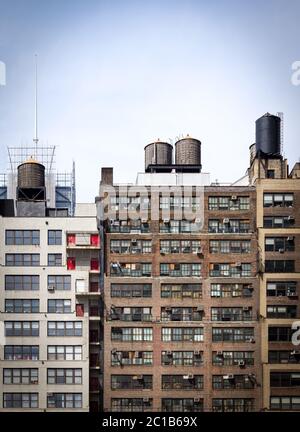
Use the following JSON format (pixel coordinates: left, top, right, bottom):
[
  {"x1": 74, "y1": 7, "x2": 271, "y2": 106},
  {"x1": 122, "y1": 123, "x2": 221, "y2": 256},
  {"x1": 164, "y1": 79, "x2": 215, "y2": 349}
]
[
  {"x1": 265, "y1": 260, "x2": 295, "y2": 273},
  {"x1": 111, "y1": 307, "x2": 152, "y2": 322},
  {"x1": 212, "y1": 399, "x2": 254, "y2": 412},
  {"x1": 270, "y1": 397, "x2": 300, "y2": 411},
  {"x1": 111, "y1": 375, "x2": 152, "y2": 390},
  {"x1": 267, "y1": 169, "x2": 275, "y2": 178},
  {"x1": 161, "y1": 351, "x2": 203, "y2": 366},
  {"x1": 263, "y1": 193, "x2": 294, "y2": 207},
  {"x1": 263, "y1": 216, "x2": 294, "y2": 228},
  {"x1": 161, "y1": 284, "x2": 202, "y2": 299},
  {"x1": 111, "y1": 284, "x2": 152, "y2": 298},
  {"x1": 48, "y1": 253, "x2": 62, "y2": 266},
  {"x1": 212, "y1": 351, "x2": 254, "y2": 366},
  {"x1": 268, "y1": 327, "x2": 295, "y2": 342},
  {"x1": 110, "y1": 240, "x2": 152, "y2": 254},
  {"x1": 3, "y1": 369, "x2": 38, "y2": 385},
  {"x1": 111, "y1": 327, "x2": 153, "y2": 342},
  {"x1": 212, "y1": 375, "x2": 255, "y2": 390},
  {"x1": 47, "y1": 322, "x2": 82, "y2": 337},
  {"x1": 90, "y1": 259, "x2": 99, "y2": 270},
  {"x1": 5, "y1": 230, "x2": 40, "y2": 245},
  {"x1": 47, "y1": 393, "x2": 82, "y2": 409},
  {"x1": 47, "y1": 369, "x2": 82, "y2": 385},
  {"x1": 5, "y1": 254, "x2": 40, "y2": 266},
  {"x1": 48, "y1": 299, "x2": 72, "y2": 314},
  {"x1": 159, "y1": 263, "x2": 201, "y2": 277},
  {"x1": 267, "y1": 281, "x2": 297, "y2": 297},
  {"x1": 110, "y1": 263, "x2": 152, "y2": 277},
  {"x1": 209, "y1": 263, "x2": 251, "y2": 277},
  {"x1": 3, "y1": 393, "x2": 38, "y2": 408},
  {"x1": 160, "y1": 240, "x2": 201, "y2": 254},
  {"x1": 208, "y1": 219, "x2": 250, "y2": 233},
  {"x1": 5, "y1": 275, "x2": 39, "y2": 291},
  {"x1": 162, "y1": 398, "x2": 203, "y2": 412},
  {"x1": 47, "y1": 346, "x2": 82, "y2": 361},
  {"x1": 211, "y1": 283, "x2": 253, "y2": 298},
  {"x1": 268, "y1": 351, "x2": 299, "y2": 364},
  {"x1": 111, "y1": 351, "x2": 153, "y2": 366},
  {"x1": 159, "y1": 220, "x2": 200, "y2": 233},
  {"x1": 5, "y1": 322, "x2": 39, "y2": 337},
  {"x1": 111, "y1": 398, "x2": 153, "y2": 412},
  {"x1": 162, "y1": 327, "x2": 203, "y2": 342},
  {"x1": 267, "y1": 305, "x2": 297, "y2": 319},
  {"x1": 162, "y1": 375, "x2": 203, "y2": 390},
  {"x1": 48, "y1": 230, "x2": 62, "y2": 245},
  {"x1": 265, "y1": 237, "x2": 295, "y2": 252},
  {"x1": 208, "y1": 196, "x2": 250, "y2": 211},
  {"x1": 211, "y1": 307, "x2": 252, "y2": 321},
  {"x1": 48, "y1": 275, "x2": 71, "y2": 291},
  {"x1": 5, "y1": 299, "x2": 39, "y2": 313},
  {"x1": 209, "y1": 240, "x2": 251, "y2": 254},
  {"x1": 161, "y1": 307, "x2": 204, "y2": 322},
  {"x1": 4, "y1": 346, "x2": 39, "y2": 361},
  {"x1": 270, "y1": 372, "x2": 300, "y2": 388},
  {"x1": 212, "y1": 327, "x2": 254, "y2": 342}
]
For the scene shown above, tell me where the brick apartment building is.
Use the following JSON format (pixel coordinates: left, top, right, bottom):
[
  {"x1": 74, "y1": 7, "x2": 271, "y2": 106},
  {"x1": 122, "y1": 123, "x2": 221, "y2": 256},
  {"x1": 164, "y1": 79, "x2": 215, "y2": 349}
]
[{"x1": 0, "y1": 113, "x2": 299, "y2": 412}]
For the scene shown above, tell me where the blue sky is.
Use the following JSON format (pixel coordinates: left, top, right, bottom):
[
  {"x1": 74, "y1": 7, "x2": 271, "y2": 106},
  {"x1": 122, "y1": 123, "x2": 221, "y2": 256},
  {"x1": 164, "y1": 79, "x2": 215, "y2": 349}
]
[{"x1": 0, "y1": 0, "x2": 299, "y2": 201}]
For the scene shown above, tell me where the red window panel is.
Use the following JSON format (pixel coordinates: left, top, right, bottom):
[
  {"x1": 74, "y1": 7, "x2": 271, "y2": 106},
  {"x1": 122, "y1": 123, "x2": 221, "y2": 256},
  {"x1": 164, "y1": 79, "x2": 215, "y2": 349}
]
[
  {"x1": 76, "y1": 304, "x2": 84, "y2": 317},
  {"x1": 90, "y1": 234, "x2": 99, "y2": 246},
  {"x1": 67, "y1": 257, "x2": 76, "y2": 270},
  {"x1": 67, "y1": 234, "x2": 76, "y2": 245},
  {"x1": 90, "y1": 259, "x2": 99, "y2": 271}
]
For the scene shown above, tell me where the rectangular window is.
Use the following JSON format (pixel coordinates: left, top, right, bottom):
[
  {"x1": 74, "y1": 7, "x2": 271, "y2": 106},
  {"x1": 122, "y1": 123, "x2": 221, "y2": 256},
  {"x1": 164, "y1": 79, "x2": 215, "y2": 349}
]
[
  {"x1": 5, "y1": 322, "x2": 39, "y2": 337},
  {"x1": 111, "y1": 284, "x2": 152, "y2": 298},
  {"x1": 161, "y1": 328, "x2": 203, "y2": 342},
  {"x1": 48, "y1": 254, "x2": 62, "y2": 267},
  {"x1": 47, "y1": 322, "x2": 82, "y2": 337},
  {"x1": 265, "y1": 260, "x2": 295, "y2": 273},
  {"x1": 111, "y1": 375, "x2": 153, "y2": 390},
  {"x1": 162, "y1": 398, "x2": 203, "y2": 412},
  {"x1": 111, "y1": 398, "x2": 153, "y2": 412},
  {"x1": 47, "y1": 369, "x2": 82, "y2": 385},
  {"x1": 67, "y1": 257, "x2": 76, "y2": 270},
  {"x1": 212, "y1": 398, "x2": 254, "y2": 412},
  {"x1": 5, "y1": 230, "x2": 40, "y2": 245},
  {"x1": 263, "y1": 193, "x2": 294, "y2": 207},
  {"x1": 47, "y1": 299, "x2": 72, "y2": 314},
  {"x1": 270, "y1": 396, "x2": 300, "y2": 411},
  {"x1": 47, "y1": 275, "x2": 71, "y2": 291},
  {"x1": 47, "y1": 346, "x2": 82, "y2": 361},
  {"x1": 5, "y1": 299, "x2": 39, "y2": 314},
  {"x1": 3, "y1": 393, "x2": 39, "y2": 408},
  {"x1": 48, "y1": 230, "x2": 62, "y2": 245},
  {"x1": 111, "y1": 327, "x2": 153, "y2": 342},
  {"x1": 4, "y1": 346, "x2": 39, "y2": 361},
  {"x1": 5, "y1": 254, "x2": 40, "y2": 266},
  {"x1": 3, "y1": 368, "x2": 39, "y2": 385},
  {"x1": 161, "y1": 284, "x2": 202, "y2": 299},
  {"x1": 47, "y1": 393, "x2": 82, "y2": 409},
  {"x1": 5, "y1": 275, "x2": 39, "y2": 291},
  {"x1": 111, "y1": 351, "x2": 153, "y2": 366},
  {"x1": 161, "y1": 351, "x2": 203, "y2": 366},
  {"x1": 212, "y1": 327, "x2": 254, "y2": 342}
]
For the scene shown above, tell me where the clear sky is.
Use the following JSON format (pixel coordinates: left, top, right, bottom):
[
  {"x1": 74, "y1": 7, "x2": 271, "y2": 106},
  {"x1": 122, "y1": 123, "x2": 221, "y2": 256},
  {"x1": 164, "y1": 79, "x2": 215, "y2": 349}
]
[{"x1": 0, "y1": 0, "x2": 299, "y2": 201}]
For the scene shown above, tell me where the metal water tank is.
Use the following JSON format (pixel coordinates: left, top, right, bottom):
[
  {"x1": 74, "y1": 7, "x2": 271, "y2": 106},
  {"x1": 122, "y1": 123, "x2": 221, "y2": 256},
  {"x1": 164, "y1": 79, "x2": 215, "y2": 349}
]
[
  {"x1": 144, "y1": 140, "x2": 173, "y2": 171},
  {"x1": 255, "y1": 113, "x2": 281, "y2": 156},
  {"x1": 17, "y1": 158, "x2": 45, "y2": 188},
  {"x1": 175, "y1": 135, "x2": 201, "y2": 166}
]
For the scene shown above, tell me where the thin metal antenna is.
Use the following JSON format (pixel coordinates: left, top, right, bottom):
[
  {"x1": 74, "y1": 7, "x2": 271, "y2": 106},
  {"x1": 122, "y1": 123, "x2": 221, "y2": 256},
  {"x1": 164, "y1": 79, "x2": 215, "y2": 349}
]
[{"x1": 33, "y1": 54, "x2": 39, "y2": 156}]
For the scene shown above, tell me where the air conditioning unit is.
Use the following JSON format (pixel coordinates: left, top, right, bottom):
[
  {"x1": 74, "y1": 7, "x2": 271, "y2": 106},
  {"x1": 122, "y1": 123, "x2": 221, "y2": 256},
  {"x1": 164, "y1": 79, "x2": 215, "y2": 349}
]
[
  {"x1": 183, "y1": 374, "x2": 194, "y2": 380},
  {"x1": 111, "y1": 349, "x2": 117, "y2": 354},
  {"x1": 231, "y1": 195, "x2": 238, "y2": 201},
  {"x1": 165, "y1": 307, "x2": 171, "y2": 312},
  {"x1": 288, "y1": 216, "x2": 294, "y2": 221},
  {"x1": 235, "y1": 262, "x2": 242, "y2": 267},
  {"x1": 131, "y1": 239, "x2": 137, "y2": 244},
  {"x1": 197, "y1": 306, "x2": 204, "y2": 312},
  {"x1": 238, "y1": 360, "x2": 245, "y2": 367},
  {"x1": 48, "y1": 285, "x2": 55, "y2": 292},
  {"x1": 194, "y1": 350, "x2": 201, "y2": 355},
  {"x1": 223, "y1": 218, "x2": 230, "y2": 224},
  {"x1": 133, "y1": 375, "x2": 143, "y2": 380},
  {"x1": 194, "y1": 398, "x2": 200, "y2": 403},
  {"x1": 166, "y1": 351, "x2": 173, "y2": 356},
  {"x1": 195, "y1": 218, "x2": 201, "y2": 223},
  {"x1": 143, "y1": 397, "x2": 150, "y2": 403},
  {"x1": 278, "y1": 248, "x2": 284, "y2": 253},
  {"x1": 287, "y1": 236, "x2": 294, "y2": 242},
  {"x1": 163, "y1": 218, "x2": 170, "y2": 224},
  {"x1": 216, "y1": 351, "x2": 223, "y2": 357},
  {"x1": 243, "y1": 306, "x2": 250, "y2": 312},
  {"x1": 224, "y1": 374, "x2": 234, "y2": 380},
  {"x1": 249, "y1": 337, "x2": 255, "y2": 343},
  {"x1": 141, "y1": 218, "x2": 148, "y2": 223}
]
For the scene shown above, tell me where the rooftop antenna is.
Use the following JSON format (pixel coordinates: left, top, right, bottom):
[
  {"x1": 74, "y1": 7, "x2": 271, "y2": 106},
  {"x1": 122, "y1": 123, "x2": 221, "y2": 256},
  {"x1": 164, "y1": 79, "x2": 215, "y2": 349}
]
[{"x1": 33, "y1": 54, "x2": 39, "y2": 156}]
